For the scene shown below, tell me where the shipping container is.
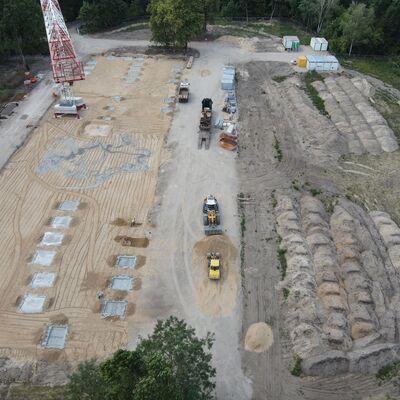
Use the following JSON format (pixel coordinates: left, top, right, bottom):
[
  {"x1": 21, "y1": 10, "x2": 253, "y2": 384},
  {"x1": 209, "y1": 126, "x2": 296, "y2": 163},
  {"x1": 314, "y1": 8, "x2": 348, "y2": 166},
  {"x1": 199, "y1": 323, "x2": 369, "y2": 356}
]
[
  {"x1": 221, "y1": 80, "x2": 235, "y2": 90},
  {"x1": 221, "y1": 65, "x2": 236, "y2": 91},
  {"x1": 327, "y1": 55, "x2": 339, "y2": 71},
  {"x1": 283, "y1": 36, "x2": 300, "y2": 50},
  {"x1": 310, "y1": 37, "x2": 329, "y2": 51},
  {"x1": 306, "y1": 55, "x2": 339, "y2": 72},
  {"x1": 320, "y1": 38, "x2": 328, "y2": 51},
  {"x1": 306, "y1": 55, "x2": 317, "y2": 70}
]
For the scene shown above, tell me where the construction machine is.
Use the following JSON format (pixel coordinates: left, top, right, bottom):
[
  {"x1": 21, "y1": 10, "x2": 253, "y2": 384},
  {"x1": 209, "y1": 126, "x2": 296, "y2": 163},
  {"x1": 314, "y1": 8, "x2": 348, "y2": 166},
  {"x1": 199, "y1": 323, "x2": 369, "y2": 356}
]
[
  {"x1": 198, "y1": 98, "x2": 213, "y2": 149},
  {"x1": 203, "y1": 195, "x2": 222, "y2": 235},
  {"x1": 178, "y1": 80, "x2": 190, "y2": 103},
  {"x1": 207, "y1": 252, "x2": 221, "y2": 280}
]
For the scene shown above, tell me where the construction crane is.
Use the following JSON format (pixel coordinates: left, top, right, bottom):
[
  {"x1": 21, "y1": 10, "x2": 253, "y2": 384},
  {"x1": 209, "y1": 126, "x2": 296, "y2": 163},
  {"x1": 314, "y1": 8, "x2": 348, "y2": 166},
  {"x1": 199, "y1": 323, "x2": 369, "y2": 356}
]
[{"x1": 40, "y1": 0, "x2": 86, "y2": 118}]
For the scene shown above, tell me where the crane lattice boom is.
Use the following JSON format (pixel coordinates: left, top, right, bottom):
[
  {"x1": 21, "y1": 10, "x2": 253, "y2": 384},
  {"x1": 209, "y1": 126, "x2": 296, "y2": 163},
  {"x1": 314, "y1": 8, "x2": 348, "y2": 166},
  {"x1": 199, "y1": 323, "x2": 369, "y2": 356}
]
[{"x1": 40, "y1": 0, "x2": 85, "y2": 84}]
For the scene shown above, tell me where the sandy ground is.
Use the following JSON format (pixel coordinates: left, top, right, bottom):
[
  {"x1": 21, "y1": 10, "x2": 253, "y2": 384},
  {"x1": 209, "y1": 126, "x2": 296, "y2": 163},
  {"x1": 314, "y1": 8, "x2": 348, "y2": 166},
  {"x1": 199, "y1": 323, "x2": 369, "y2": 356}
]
[
  {"x1": 0, "y1": 28, "x2": 399, "y2": 400},
  {"x1": 0, "y1": 55, "x2": 181, "y2": 364}
]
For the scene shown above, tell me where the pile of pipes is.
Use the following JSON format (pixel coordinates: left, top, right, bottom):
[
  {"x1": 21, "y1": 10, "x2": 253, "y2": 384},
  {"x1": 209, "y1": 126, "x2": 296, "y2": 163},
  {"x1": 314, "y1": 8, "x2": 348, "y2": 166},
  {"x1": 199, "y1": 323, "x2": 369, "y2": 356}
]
[{"x1": 221, "y1": 66, "x2": 235, "y2": 90}]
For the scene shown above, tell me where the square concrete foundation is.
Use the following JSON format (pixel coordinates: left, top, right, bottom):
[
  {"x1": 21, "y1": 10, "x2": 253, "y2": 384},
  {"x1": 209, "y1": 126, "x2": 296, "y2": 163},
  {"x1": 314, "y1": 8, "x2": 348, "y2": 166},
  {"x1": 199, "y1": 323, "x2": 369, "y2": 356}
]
[
  {"x1": 19, "y1": 295, "x2": 46, "y2": 313},
  {"x1": 42, "y1": 325, "x2": 68, "y2": 349},
  {"x1": 51, "y1": 216, "x2": 72, "y2": 229},
  {"x1": 102, "y1": 300, "x2": 127, "y2": 318},
  {"x1": 40, "y1": 232, "x2": 64, "y2": 246},
  {"x1": 31, "y1": 250, "x2": 56, "y2": 266},
  {"x1": 110, "y1": 276, "x2": 133, "y2": 291},
  {"x1": 31, "y1": 272, "x2": 56, "y2": 288},
  {"x1": 116, "y1": 255, "x2": 137, "y2": 269},
  {"x1": 58, "y1": 200, "x2": 80, "y2": 212}
]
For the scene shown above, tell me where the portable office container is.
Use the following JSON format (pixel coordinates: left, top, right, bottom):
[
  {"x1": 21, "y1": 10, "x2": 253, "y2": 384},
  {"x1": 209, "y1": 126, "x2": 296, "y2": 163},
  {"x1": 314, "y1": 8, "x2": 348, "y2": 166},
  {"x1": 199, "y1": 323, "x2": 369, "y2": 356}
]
[
  {"x1": 283, "y1": 36, "x2": 300, "y2": 50},
  {"x1": 310, "y1": 37, "x2": 329, "y2": 51}
]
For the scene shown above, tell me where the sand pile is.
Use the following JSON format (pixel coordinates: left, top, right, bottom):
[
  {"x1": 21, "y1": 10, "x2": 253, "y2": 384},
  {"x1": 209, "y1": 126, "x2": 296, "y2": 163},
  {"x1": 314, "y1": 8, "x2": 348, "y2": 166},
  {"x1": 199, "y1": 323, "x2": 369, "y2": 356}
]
[
  {"x1": 245, "y1": 322, "x2": 274, "y2": 353},
  {"x1": 192, "y1": 235, "x2": 239, "y2": 317}
]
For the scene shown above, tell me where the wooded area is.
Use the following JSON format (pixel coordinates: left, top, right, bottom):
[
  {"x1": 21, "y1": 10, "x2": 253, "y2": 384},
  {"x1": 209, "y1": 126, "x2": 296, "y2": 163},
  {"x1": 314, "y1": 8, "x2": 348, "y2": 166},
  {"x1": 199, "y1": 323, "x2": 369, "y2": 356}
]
[{"x1": 0, "y1": 1, "x2": 399, "y2": 57}]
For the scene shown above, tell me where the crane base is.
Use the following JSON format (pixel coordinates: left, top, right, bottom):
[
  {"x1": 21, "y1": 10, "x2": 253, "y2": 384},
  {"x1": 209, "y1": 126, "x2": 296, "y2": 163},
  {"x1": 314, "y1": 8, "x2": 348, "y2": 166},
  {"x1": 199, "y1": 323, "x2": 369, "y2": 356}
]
[{"x1": 54, "y1": 97, "x2": 86, "y2": 119}]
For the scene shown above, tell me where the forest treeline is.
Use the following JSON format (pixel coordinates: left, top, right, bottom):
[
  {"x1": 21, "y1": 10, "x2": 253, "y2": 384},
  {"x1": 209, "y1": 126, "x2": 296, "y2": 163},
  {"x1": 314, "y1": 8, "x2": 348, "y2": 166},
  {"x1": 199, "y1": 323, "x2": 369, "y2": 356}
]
[{"x1": 0, "y1": 0, "x2": 399, "y2": 58}]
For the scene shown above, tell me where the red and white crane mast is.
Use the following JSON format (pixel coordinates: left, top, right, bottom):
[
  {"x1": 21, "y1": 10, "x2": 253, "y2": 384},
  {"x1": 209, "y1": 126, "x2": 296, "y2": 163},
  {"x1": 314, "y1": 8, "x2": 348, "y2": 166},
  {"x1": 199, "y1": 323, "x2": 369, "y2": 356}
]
[{"x1": 40, "y1": 0, "x2": 86, "y2": 117}]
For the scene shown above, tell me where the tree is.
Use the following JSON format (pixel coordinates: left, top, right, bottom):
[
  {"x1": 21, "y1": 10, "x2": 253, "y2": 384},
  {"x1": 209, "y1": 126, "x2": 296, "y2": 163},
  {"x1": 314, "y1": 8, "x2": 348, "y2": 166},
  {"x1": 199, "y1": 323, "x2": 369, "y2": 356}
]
[
  {"x1": 100, "y1": 349, "x2": 145, "y2": 400},
  {"x1": 129, "y1": 0, "x2": 146, "y2": 19},
  {"x1": 0, "y1": 0, "x2": 46, "y2": 62},
  {"x1": 373, "y1": 0, "x2": 400, "y2": 52},
  {"x1": 67, "y1": 360, "x2": 108, "y2": 400},
  {"x1": 135, "y1": 316, "x2": 216, "y2": 400},
  {"x1": 339, "y1": 2, "x2": 381, "y2": 55},
  {"x1": 316, "y1": 0, "x2": 338, "y2": 33},
  {"x1": 148, "y1": 0, "x2": 203, "y2": 49},
  {"x1": 66, "y1": 317, "x2": 216, "y2": 400},
  {"x1": 59, "y1": 0, "x2": 84, "y2": 21},
  {"x1": 79, "y1": 0, "x2": 129, "y2": 32},
  {"x1": 201, "y1": 0, "x2": 218, "y2": 32}
]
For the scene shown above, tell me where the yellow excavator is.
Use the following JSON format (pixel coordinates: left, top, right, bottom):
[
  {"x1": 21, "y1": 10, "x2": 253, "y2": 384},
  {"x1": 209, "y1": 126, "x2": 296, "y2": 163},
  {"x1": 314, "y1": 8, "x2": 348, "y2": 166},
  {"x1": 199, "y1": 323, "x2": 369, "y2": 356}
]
[{"x1": 207, "y1": 252, "x2": 221, "y2": 280}]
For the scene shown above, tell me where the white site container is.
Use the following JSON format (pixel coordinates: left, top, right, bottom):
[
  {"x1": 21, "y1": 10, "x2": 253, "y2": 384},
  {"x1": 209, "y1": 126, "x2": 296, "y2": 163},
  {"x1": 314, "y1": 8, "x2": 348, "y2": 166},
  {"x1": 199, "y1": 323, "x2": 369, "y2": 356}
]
[
  {"x1": 320, "y1": 38, "x2": 328, "y2": 51},
  {"x1": 327, "y1": 55, "x2": 339, "y2": 71},
  {"x1": 310, "y1": 37, "x2": 329, "y2": 51},
  {"x1": 221, "y1": 79, "x2": 234, "y2": 90},
  {"x1": 306, "y1": 55, "x2": 317, "y2": 71},
  {"x1": 323, "y1": 60, "x2": 331, "y2": 71},
  {"x1": 223, "y1": 66, "x2": 235, "y2": 76},
  {"x1": 315, "y1": 56, "x2": 325, "y2": 71},
  {"x1": 283, "y1": 35, "x2": 299, "y2": 50},
  {"x1": 311, "y1": 38, "x2": 321, "y2": 51}
]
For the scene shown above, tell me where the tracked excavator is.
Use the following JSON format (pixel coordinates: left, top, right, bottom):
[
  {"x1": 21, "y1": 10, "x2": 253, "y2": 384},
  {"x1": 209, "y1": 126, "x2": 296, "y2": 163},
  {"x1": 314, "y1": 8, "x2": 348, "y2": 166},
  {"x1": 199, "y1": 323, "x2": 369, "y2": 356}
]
[{"x1": 203, "y1": 195, "x2": 222, "y2": 235}]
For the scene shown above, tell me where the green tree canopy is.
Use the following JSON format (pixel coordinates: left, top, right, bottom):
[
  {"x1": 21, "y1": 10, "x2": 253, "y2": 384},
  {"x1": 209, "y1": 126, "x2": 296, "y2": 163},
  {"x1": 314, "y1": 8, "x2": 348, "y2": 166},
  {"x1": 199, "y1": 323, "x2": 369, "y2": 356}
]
[
  {"x1": 79, "y1": 0, "x2": 130, "y2": 32},
  {"x1": 66, "y1": 316, "x2": 216, "y2": 400},
  {"x1": 0, "y1": 0, "x2": 46, "y2": 62},
  {"x1": 147, "y1": 0, "x2": 203, "y2": 49},
  {"x1": 339, "y1": 2, "x2": 382, "y2": 55}
]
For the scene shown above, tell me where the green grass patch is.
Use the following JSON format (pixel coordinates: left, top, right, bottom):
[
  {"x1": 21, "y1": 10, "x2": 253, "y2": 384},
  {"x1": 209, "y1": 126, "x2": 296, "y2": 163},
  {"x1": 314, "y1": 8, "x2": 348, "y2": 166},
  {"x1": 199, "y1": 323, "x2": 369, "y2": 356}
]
[
  {"x1": 373, "y1": 88, "x2": 400, "y2": 141},
  {"x1": 272, "y1": 75, "x2": 289, "y2": 83},
  {"x1": 376, "y1": 361, "x2": 400, "y2": 382},
  {"x1": 291, "y1": 180, "x2": 300, "y2": 191},
  {"x1": 339, "y1": 56, "x2": 400, "y2": 90},
  {"x1": 212, "y1": 19, "x2": 311, "y2": 43},
  {"x1": 290, "y1": 354, "x2": 302, "y2": 376},
  {"x1": 277, "y1": 248, "x2": 287, "y2": 280},
  {"x1": 274, "y1": 135, "x2": 283, "y2": 162},
  {"x1": 247, "y1": 20, "x2": 312, "y2": 43},
  {"x1": 3, "y1": 385, "x2": 66, "y2": 399},
  {"x1": 0, "y1": 88, "x2": 14, "y2": 104},
  {"x1": 310, "y1": 188, "x2": 321, "y2": 197},
  {"x1": 271, "y1": 193, "x2": 277, "y2": 208},
  {"x1": 120, "y1": 22, "x2": 149, "y2": 32},
  {"x1": 283, "y1": 287, "x2": 290, "y2": 299},
  {"x1": 240, "y1": 215, "x2": 246, "y2": 238},
  {"x1": 304, "y1": 71, "x2": 328, "y2": 116}
]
